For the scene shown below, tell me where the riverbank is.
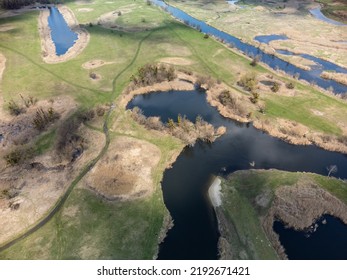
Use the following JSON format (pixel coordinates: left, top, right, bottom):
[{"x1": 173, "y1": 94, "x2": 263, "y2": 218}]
[
  {"x1": 122, "y1": 68, "x2": 347, "y2": 154},
  {"x1": 38, "y1": 5, "x2": 89, "y2": 63},
  {"x1": 215, "y1": 169, "x2": 347, "y2": 259}
]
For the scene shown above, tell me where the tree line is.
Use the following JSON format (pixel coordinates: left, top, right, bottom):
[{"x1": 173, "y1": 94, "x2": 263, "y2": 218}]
[{"x1": 0, "y1": 0, "x2": 57, "y2": 10}]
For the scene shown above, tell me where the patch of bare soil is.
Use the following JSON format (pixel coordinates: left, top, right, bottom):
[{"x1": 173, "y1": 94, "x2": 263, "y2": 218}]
[
  {"x1": 0, "y1": 116, "x2": 105, "y2": 246},
  {"x1": 38, "y1": 5, "x2": 90, "y2": 64},
  {"x1": 262, "y1": 182, "x2": 347, "y2": 259},
  {"x1": 82, "y1": 136, "x2": 161, "y2": 201},
  {"x1": 0, "y1": 24, "x2": 15, "y2": 32},
  {"x1": 159, "y1": 57, "x2": 193, "y2": 66},
  {"x1": 82, "y1": 59, "x2": 115, "y2": 70},
  {"x1": 77, "y1": 8, "x2": 94, "y2": 12}
]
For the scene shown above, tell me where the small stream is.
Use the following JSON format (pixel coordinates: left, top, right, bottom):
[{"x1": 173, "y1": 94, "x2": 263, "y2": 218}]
[{"x1": 127, "y1": 89, "x2": 347, "y2": 259}]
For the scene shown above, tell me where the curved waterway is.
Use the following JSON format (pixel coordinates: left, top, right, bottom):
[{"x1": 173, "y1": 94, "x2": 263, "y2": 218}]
[
  {"x1": 274, "y1": 215, "x2": 347, "y2": 259},
  {"x1": 47, "y1": 7, "x2": 78, "y2": 55},
  {"x1": 151, "y1": 0, "x2": 347, "y2": 94},
  {"x1": 310, "y1": 8, "x2": 346, "y2": 26},
  {"x1": 127, "y1": 90, "x2": 347, "y2": 259}
]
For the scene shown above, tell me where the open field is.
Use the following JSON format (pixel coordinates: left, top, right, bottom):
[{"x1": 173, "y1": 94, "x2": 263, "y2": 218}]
[
  {"x1": 217, "y1": 169, "x2": 347, "y2": 259},
  {"x1": 0, "y1": 0, "x2": 347, "y2": 258}
]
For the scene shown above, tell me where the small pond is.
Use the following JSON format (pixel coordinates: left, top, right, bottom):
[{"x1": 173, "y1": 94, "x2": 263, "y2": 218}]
[
  {"x1": 254, "y1": 34, "x2": 288, "y2": 45},
  {"x1": 47, "y1": 7, "x2": 78, "y2": 56},
  {"x1": 274, "y1": 215, "x2": 347, "y2": 259},
  {"x1": 127, "y1": 89, "x2": 347, "y2": 259}
]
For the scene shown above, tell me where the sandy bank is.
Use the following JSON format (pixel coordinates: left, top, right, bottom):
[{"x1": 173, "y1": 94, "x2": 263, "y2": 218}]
[
  {"x1": 208, "y1": 177, "x2": 222, "y2": 208},
  {"x1": 38, "y1": 5, "x2": 89, "y2": 63}
]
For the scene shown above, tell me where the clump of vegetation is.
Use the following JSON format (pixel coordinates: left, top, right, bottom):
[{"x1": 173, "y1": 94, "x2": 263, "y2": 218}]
[
  {"x1": 7, "y1": 94, "x2": 38, "y2": 115},
  {"x1": 8, "y1": 100, "x2": 24, "y2": 116},
  {"x1": 218, "y1": 90, "x2": 249, "y2": 117},
  {"x1": 129, "y1": 64, "x2": 176, "y2": 89},
  {"x1": 250, "y1": 55, "x2": 260, "y2": 67},
  {"x1": 237, "y1": 73, "x2": 257, "y2": 92},
  {"x1": 131, "y1": 108, "x2": 224, "y2": 146},
  {"x1": 250, "y1": 91, "x2": 260, "y2": 104},
  {"x1": 89, "y1": 72, "x2": 97, "y2": 80},
  {"x1": 20, "y1": 94, "x2": 37, "y2": 108},
  {"x1": 55, "y1": 113, "x2": 86, "y2": 162},
  {"x1": 195, "y1": 75, "x2": 216, "y2": 90},
  {"x1": 32, "y1": 107, "x2": 60, "y2": 131},
  {"x1": 271, "y1": 82, "x2": 280, "y2": 93},
  {"x1": 286, "y1": 82, "x2": 295, "y2": 89},
  {"x1": 203, "y1": 34, "x2": 209, "y2": 39},
  {"x1": 4, "y1": 147, "x2": 34, "y2": 166}
]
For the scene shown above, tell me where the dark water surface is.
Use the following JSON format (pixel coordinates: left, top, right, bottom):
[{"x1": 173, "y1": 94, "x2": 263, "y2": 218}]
[
  {"x1": 151, "y1": 0, "x2": 347, "y2": 94},
  {"x1": 47, "y1": 7, "x2": 78, "y2": 55},
  {"x1": 127, "y1": 90, "x2": 347, "y2": 260},
  {"x1": 274, "y1": 215, "x2": 347, "y2": 259}
]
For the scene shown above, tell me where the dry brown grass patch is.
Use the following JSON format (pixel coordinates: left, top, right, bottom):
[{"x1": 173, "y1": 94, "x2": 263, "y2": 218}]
[{"x1": 83, "y1": 136, "x2": 161, "y2": 201}]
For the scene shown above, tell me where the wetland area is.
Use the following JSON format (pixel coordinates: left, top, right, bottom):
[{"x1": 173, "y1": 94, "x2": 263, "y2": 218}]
[{"x1": 0, "y1": 0, "x2": 347, "y2": 260}]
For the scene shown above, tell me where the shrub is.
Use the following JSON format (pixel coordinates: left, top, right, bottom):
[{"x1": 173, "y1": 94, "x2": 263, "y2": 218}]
[
  {"x1": 237, "y1": 73, "x2": 257, "y2": 92},
  {"x1": 271, "y1": 82, "x2": 280, "y2": 92},
  {"x1": 203, "y1": 34, "x2": 209, "y2": 39},
  {"x1": 4, "y1": 147, "x2": 34, "y2": 166},
  {"x1": 96, "y1": 106, "x2": 106, "y2": 117},
  {"x1": 286, "y1": 82, "x2": 295, "y2": 89},
  {"x1": 89, "y1": 72, "x2": 97, "y2": 79},
  {"x1": 250, "y1": 55, "x2": 260, "y2": 67},
  {"x1": 249, "y1": 92, "x2": 260, "y2": 104},
  {"x1": 130, "y1": 64, "x2": 177, "y2": 88},
  {"x1": 32, "y1": 107, "x2": 60, "y2": 131},
  {"x1": 8, "y1": 100, "x2": 23, "y2": 116}
]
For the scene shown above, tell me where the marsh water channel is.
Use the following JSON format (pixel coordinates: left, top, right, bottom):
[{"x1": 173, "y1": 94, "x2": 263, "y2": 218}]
[
  {"x1": 152, "y1": 0, "x2": 347, "y2": 95},
  {"x1": 127, "y1": 89, "x2": 347, "y2": 259}
]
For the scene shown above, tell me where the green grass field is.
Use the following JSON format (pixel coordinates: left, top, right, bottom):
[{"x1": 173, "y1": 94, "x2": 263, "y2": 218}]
[{"x1": 0, "y1": 0, "x2": 347, "y2": 259}]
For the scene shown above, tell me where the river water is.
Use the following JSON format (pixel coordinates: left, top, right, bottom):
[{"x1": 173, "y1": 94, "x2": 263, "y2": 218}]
[
  {"x1": 151, "y1": 0, "x2": 347, "y2": 95},
  {"x1": 127, "y1": 89, "x2": 347, "y2": 259}
]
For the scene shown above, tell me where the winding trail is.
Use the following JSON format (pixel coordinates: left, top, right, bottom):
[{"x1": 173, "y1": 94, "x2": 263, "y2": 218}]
[{"x1": 0, "y1": 29, "x2": 155, "y2": 253}]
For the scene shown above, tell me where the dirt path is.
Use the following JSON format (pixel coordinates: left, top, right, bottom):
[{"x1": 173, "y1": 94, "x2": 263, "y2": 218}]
[
  {"x1": 38, "y1": 5, "x2": 89, "y2": 63},
  {"x1": 0, "y1": 29, "x2": 155, "y2": 254}
]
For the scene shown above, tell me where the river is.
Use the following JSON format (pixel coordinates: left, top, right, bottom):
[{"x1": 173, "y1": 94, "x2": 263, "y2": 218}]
[
  {"x1": 127, "y1": 89, "x2": 347, "y2": 259},
  {"x1": 151, "y1": 0, "x2": 347, "y2": 95}
]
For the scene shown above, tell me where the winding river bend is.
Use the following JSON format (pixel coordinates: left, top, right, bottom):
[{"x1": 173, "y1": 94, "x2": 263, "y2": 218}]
[
  {"x1": 127, "y1": 90, "x2": 347, "y2": 259},
  {"x1": 151, "y1": 0, "x2": 347, "y2": 95}
]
